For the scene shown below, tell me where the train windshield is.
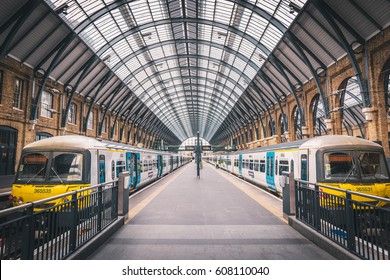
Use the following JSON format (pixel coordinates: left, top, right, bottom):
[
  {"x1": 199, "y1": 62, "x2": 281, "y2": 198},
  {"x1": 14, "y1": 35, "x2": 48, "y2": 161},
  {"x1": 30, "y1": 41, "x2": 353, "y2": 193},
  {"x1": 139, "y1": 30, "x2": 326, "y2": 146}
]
[
  {"x1": 324, "y1": 150, "x2": 389, "y2": 181},
  {"x1": 16, "y1": 151, "x2": 84, "y2": 183},
  {"x1": 49, "y1": 152, "x2": 83, "y2": 182},
  {"x1": 356, "y1": 151, "x2": 389, "y2": 180},
  {"x1": 17, "y1": 153, "x2": 49, "y2": 182}
]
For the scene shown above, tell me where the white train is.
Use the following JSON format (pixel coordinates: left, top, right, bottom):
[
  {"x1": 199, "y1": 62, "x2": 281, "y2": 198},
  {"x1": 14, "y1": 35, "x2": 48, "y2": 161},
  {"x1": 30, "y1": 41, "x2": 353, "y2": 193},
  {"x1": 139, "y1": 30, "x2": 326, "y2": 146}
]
[
  {"x1": 10, "y1": 135, "x2": 189, "y2": 208},
  {"x1": 206, "y1": 135, "x2": 390, "y2": 205}
]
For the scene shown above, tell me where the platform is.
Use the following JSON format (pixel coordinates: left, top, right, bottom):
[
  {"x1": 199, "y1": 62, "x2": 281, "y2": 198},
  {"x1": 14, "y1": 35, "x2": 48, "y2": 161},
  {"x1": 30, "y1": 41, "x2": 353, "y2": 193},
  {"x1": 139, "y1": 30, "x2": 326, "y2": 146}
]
[{"x1": 86, "y1": 162, "x2": 334, "y2": 260}]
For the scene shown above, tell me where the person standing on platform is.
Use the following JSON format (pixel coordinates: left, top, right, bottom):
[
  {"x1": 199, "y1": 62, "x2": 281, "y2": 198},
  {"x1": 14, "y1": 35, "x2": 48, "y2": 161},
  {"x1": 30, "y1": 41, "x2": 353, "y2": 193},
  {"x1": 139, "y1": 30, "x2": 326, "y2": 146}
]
[{"x1": 216, "y1": 160, "x2": 220, "y2": 169}]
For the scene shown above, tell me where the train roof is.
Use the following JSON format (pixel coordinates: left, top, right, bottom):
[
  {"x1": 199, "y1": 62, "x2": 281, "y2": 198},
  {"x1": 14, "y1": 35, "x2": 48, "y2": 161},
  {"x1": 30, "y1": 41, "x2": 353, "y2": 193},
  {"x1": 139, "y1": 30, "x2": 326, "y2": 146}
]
[
  {"x1": 23, "y1": 135, "x2": 106, "y2": 150},
  {"x1": 228, "y1": 138, "x2": 308, "y2": 155},
  {"x1": 226, "y1": 135, "x2": 382, "y2": 155},
  {"x1": 24, "y1": 135, "x2": 178, "y2": 155},
  {"x1": 299, "y1": 135, "x2": 382, "y2": 149}
]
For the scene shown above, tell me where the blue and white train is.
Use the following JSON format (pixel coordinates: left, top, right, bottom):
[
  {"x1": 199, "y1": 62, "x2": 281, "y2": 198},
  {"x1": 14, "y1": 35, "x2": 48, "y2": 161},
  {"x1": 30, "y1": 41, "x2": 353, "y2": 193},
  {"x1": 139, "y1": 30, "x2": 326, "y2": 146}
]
[
  {"x1": 207, "y1": 135, "x2": 390, "y2": 205},
  {"x1": 10, "y1": 135, "x2": 189, "y2": 208}
]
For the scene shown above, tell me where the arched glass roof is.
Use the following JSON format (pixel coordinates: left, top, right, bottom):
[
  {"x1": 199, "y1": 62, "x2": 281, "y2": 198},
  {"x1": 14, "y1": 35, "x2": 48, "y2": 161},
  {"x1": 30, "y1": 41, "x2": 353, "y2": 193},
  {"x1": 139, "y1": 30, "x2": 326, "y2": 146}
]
[
  {"x1": 1, "y1": 0, "x2": 389, "y2": 145},
  {"x1": 45, "y1": 0, "x2": 306, "y2": 140}
]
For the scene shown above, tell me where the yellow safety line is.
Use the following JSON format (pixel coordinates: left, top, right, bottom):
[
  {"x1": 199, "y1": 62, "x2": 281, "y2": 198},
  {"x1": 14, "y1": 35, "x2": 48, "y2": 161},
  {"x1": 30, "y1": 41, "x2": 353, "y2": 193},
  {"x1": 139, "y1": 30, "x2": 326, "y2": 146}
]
[
  {"x1": 214, "y1": 167, "x2": 286, "y2": 223},
  {"x1": 125, "y1": 164, "x2": 189, "y2": 223}
]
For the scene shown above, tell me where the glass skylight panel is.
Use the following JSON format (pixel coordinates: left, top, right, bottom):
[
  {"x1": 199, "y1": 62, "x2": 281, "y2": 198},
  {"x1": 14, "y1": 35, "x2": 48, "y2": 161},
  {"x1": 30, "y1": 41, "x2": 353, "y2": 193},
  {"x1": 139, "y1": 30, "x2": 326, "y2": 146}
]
[
  {"x1": 65, "y1": 3, "x2": 87, "y2": 25},
  {"x1": 130, "y1": 1, "x2": 153, "y2": 25},
  {"x1": 149, "y1": 0, "x2": 168, "y2": 21},
  {"x1": 235, "y1": 43, "x2": 255, "y2": 63},
  {"x1": 81, "y1": 25, "x2": 105, "y2": 51},
  {"x1": 94, "y1": 14, "x2": 120, "y2": 42},
  {"x1": 149, "y1": 48, "x2": 166, "y2": 60},
  {"x1": 256, "y1": 0, "x2": 278, "y2": 16},
  {"x1": 274, "y1": 2, "x2": 297, "y2": 27},
  {"x1": 126, "y1": 58, "x2": 142, "y2": 73},
  {"x1": 244, "y1": 64, "x2": 258, "y2": 78},
  {"x1": 246, "y1": 13, "x2": 269, "y2": 40},
  {"x1": 202, "y1": 0, "x2": 216, "y2": 20},
  {"x1": 261, "y1": 25, "x2": 283, "y2": 51},
  {"x1": 214, "y1": 1, "x2": 234, "y2": 25},
  {"x1": 155, "y1": 25, "x2": 172, "y2": 41},
  {"x1": 111, "y1": 9, "x2": 130, "y2": 32},
  {"x1": 198, "y1": 24, "x2": 212, "y2": 41}
]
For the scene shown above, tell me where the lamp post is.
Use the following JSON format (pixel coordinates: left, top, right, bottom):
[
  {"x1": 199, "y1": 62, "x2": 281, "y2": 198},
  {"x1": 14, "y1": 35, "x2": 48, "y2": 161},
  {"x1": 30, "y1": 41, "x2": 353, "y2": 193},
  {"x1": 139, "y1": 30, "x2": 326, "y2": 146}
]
[{"x1": 195, "y1": 131, "x2": 201, "y2": 178}]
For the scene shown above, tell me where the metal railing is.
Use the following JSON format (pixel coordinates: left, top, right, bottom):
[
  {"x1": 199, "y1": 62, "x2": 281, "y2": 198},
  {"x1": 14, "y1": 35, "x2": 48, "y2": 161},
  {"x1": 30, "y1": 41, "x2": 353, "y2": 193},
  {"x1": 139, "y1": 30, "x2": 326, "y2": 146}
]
[
  {"x1": 294, "y1": 179, "x2": 390, "y2": 260},
  {"x1": 0, "y1": 181, "x2": 118, "y2": 260}
]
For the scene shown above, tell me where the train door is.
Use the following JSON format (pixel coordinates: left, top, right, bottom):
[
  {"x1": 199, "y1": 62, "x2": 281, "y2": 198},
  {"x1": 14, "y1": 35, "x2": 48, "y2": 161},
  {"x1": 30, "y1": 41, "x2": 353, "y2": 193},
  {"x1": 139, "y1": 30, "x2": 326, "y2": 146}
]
[
  {"x1": 170, "y1": 156, "x2": 173, "y2": 171},
  {"x1": 134, "y1": 153, "x2": 141, "y2": 188},
  {"x1": 99, "y1": 155, "x2": 106, "y2": 183},
  {"x1": 126, "y1": 152, "x2": 134, "y2": 187},
  {"x1": 238, "y1": 154, "x2": 243, "y2": 176},
  {"x1": 266, "y1": 151, "x2": 275, "y2": 190},
  {"x1": 299, "y1": 150, "x2": 309, "y2": 181},
  {"x1": 157, "y1": 155, "x2": 163, "y2": 177}
]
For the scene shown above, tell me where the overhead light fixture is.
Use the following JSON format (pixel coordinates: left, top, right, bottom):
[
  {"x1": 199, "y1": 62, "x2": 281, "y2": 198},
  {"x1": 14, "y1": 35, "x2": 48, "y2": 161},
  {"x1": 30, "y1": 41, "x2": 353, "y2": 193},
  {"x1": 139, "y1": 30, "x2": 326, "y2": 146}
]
[
  {"x1": 289, "y1": 1, "x2": 301, "y2": 14},
  {"x1": 55, "y1": 3, "x2": 69, "y2": 15},
  {"x1": 217, "y1": 32, "x2": 227, "y2": 39},
  {"x1": 51, "y1": 88, "x2": 61, "y2": 94},
  {"x1": 102, "y1": 54, "x2": 111, "y2": 63},
  {"x1": 142, "y1": 32, "x2": 152, "y2": 39}
]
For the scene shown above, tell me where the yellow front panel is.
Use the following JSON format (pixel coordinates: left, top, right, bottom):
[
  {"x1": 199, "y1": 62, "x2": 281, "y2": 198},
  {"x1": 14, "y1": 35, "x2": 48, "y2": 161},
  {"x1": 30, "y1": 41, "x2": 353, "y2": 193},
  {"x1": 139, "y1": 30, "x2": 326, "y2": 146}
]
[{"x1": 11, "y1": 183, "x2": 91, "y2": 208}]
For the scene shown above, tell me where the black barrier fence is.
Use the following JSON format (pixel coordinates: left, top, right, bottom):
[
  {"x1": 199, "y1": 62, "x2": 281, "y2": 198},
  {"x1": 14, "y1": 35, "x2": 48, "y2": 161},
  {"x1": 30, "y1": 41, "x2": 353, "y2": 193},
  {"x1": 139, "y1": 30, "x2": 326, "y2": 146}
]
[
  {"x1": 0, "y1": 181, "x2": 118, "y2": 260},
  {"x1": 292, "y1": 179, "x2": 390, "y2": 260}
]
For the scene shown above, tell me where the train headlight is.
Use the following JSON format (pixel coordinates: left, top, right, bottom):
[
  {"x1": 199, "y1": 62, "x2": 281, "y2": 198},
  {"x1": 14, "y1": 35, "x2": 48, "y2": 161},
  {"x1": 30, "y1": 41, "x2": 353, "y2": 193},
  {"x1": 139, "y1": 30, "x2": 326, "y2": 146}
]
[{"x1": 17, "y1": 197, "x2": 23, "y2": 205}]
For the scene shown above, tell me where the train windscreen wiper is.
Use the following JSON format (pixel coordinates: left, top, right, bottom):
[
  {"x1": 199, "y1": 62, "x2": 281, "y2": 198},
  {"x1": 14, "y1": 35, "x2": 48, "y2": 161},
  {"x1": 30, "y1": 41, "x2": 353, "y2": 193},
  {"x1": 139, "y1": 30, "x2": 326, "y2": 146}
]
[
  {"x1": 343, "y1": 164, "x2": 356, "y2": 183},
  {"x1": 50, "y1": 167, "x2": 64, "y2": 184},
  {"x1": 26, "y1": 167, "x2": 46, "y2": 184}
]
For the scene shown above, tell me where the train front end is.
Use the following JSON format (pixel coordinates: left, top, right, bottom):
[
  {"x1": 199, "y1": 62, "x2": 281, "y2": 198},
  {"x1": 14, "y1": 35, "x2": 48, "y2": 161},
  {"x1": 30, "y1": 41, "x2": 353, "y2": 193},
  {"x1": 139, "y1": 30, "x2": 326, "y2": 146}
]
[
  {"x1": 10, "y1": 148, "x2": 91, "y2": 210},
  {"x1": 317, "y1": 145, "x2": 390, "y2": 207}
]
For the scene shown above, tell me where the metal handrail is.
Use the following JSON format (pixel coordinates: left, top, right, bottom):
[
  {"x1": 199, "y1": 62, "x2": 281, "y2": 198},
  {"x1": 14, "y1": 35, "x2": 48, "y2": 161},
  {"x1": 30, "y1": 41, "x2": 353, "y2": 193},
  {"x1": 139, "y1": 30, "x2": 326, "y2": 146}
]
[
  {"x1": 0, "y1": 180, "x2": 118, "y2": 217},
  {"x1": 294, "y1": 178, "x2": 390, "y2": 204},
  {"x1": 294, "y1": 179, "x2": 390, "y2": 260}
]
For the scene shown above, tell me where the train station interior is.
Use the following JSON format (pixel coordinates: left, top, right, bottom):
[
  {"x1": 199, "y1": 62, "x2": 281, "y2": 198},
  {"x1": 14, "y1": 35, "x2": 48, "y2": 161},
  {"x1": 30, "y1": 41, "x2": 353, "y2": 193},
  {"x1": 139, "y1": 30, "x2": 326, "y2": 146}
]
[{"x1": 1, "y1": 0, "x2": 390, "y2": 266}]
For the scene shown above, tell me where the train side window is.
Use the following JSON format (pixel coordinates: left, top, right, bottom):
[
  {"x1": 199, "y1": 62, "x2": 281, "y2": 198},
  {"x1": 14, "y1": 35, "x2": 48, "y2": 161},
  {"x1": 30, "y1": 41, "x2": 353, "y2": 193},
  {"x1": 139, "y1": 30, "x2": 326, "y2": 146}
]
[
  {"x1": 275, "y1": 160, "x2": 278, "y2": 175},
  {"x1": 116, "y1": 160, "x2": 126, "y2": 176},
  {"x1": 279, "y1": 160, "x2": 289, "y2": 175},
  {"x1": 254, "y1": 160, "x2": 259, "y2": 172},
  {"x1": 99, "y1": 155, "x2": 105, "y2": 183},
  {"x1": 111, "y1": 160, "x2": 115, "y2": 180},
  {"x1": 300, "y1": 155, "x2": 307, "y2": 181},
  {"x1": 260, "y1": 160, "x2": 265, "y2": 173},
  {"x1": 249, "y1": 159, "x2": 254, "y2": 170}
]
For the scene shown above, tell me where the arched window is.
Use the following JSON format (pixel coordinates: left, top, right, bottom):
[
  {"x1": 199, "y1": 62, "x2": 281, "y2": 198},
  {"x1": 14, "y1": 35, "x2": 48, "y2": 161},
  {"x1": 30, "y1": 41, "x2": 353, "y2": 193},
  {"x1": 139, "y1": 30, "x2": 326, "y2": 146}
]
[
  {"x1": 279, "y1": 114, "x2": 287, "y2": 142},
  {"x1": 35, "y1": 132, "x2": 53, "y2": 141},
  {"x1": 293, "y1": 106, "x2": 302, "y2": 140},
  {"x1": 68, "y1": 102, "x2": 77, "y2": 124},
  {"x1": 268, "y1": 119, "x2": 275, "y2": 136},
  {"x1": 41, "y1": 91, "x2": 53, "y2": 118},
  {"x1": 311, "y1": 94, "x2": 327, "y2": 136},
  {"x1": 339, "y1": 77, "x2": 365, "y2": 138}
]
